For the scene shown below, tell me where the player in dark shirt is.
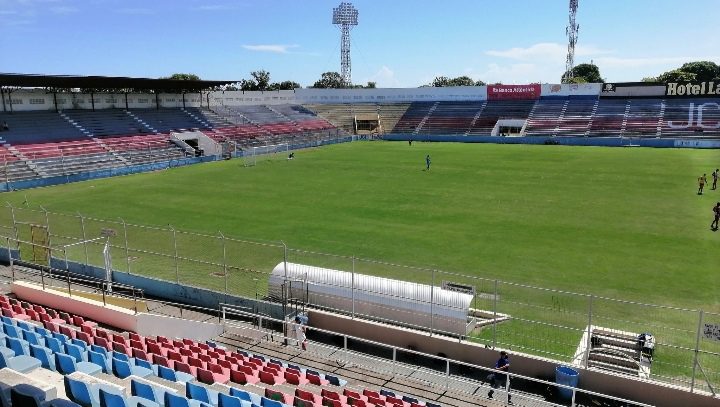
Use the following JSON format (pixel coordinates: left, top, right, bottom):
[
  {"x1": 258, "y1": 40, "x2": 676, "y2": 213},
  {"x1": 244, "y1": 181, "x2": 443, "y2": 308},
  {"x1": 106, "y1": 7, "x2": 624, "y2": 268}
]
[
  {"x1": 712, "y1": 202, "x2": 720, "y2": 231},
  {"x1": 712, "y1": 169, "x2": 718, "y2": 190},
  {"x1": 488, "y1": 351, "x2": 512, "y2": 403}
]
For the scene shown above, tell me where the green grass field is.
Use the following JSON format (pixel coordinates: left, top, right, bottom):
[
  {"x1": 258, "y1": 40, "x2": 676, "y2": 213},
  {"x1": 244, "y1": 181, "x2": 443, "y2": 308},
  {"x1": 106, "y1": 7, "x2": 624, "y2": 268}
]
[
  {"x1": 4, "y1": 141, "x2": 718, "y2": 309},
  {"x1": 2, "y1": 141, "x2": 720, "y2": 386}
]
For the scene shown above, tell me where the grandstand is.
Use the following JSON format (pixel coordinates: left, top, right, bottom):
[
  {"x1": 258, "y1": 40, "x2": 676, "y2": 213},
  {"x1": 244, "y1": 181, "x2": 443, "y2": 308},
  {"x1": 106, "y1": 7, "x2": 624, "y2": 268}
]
[{"x1": 1, "y1": 74, "x2": 719, "y2": 407}]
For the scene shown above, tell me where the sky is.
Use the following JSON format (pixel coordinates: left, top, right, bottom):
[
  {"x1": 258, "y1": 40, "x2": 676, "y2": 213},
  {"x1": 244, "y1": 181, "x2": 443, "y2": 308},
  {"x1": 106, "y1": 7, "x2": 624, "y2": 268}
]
[{"x1": 1, "y1": 0, "x2": 719, "y2": 88}]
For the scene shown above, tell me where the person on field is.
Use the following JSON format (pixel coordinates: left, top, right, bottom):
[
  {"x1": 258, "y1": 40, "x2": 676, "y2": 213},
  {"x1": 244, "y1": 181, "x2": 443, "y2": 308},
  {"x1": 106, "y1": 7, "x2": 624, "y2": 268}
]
[
  {"x1": 487, "y1": 351, "x2": 512, "y2": 403},
  {"x1": 699, "y1": 174, "x2": 707, "y2": 195},
  {"x1": 712, "y1": 169, "x2": 718, "y2": 190},
  {"x1": 712, "y1": 202, "x2": 720, "y2": 231},
  {"x1": 425, "y1": 154, "x2": 431, "y2": 171}
]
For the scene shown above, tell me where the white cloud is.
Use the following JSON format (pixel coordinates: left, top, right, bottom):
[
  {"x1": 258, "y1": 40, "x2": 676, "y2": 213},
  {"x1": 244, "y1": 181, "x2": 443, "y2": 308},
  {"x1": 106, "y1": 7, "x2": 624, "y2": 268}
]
[
  {"x1": 365, "y1": 65, "x2": 401, "y2": 88},
  {"x1": 195, "y1": 4, "x2": 237, "y2": 11},
  {"x1": 242, "y1": 44, "x2": 298, "y2": 54},
  {"x1": 595, "y1": 56, "x2": 720, "y2": 69},
  {"x1": 486, "y1": 42, "x2": 610, "y2": 61},
  {"x1": 50, "y1": 6, "x2": 78, "y2": 15}
]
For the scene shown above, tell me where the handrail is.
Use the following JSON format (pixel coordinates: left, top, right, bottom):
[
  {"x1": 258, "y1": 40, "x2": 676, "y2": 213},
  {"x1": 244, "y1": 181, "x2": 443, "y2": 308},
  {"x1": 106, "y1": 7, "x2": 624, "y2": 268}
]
[{"x1": 220, "y1": 305, "x2": 654, "y2": 407}]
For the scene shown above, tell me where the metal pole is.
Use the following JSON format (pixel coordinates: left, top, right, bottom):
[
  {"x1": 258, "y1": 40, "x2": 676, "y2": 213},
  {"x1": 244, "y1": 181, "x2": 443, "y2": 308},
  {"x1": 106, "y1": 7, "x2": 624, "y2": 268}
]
[
  {"x1": 171, "y1": 226, "x2": 179, "y2": 283},
  {"x1": 430, "y1": 269, "x2": 435, "y2": 335},
  {"x1": 220, "y1": 232, "x2": 228, "y2": 295},
  {"x1": 351, "y1": 266, "x2": 355, "y2": 320},
  {"x1": 493, "y1": 279, "x2": 498, "y2": 349},
  {"x1": 584, "y1": 295, "x2": 594, "y2": 368},
  {"x1": 120, "y1": 218, "x2": 130, "y2": 273},
  {"x1": 282, "y1": 241, "x2": 288, "y2": 281},
  {"x1": 9, "y1": 203, "x2": 19, "y2": 251},
  {"x1": 7, "y1": 237, "x2": 14, "y2": 282},
  {"x1": 64, "y1": 249, "x2": 71, "y2": 296},
  {"x1": 691, "y1": 309, "x2": 704, "y2": 393},
  {"x1": 78, "y1": 212, "x2": 89, "y2": 265}
]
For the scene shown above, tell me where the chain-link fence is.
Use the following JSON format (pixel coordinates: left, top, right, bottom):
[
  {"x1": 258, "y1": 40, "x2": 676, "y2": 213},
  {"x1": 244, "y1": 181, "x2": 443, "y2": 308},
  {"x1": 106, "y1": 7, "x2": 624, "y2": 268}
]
[{"x1": 0, "y1": 203, "x2": 717, "y2": 396}]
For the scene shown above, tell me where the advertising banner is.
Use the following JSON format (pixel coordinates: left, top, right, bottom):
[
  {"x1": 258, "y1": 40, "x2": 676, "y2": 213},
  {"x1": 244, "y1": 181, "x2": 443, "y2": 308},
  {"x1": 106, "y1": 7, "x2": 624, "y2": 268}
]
[
  {"x1": 665, "y1": 81, "x2": 720, "y2": 97},
  {"x1": 541, "y1": 83, "x2": 601, "y2": 97},
  {"x1": 601, "y1": 82, "x2": 666, "y2": 98},
  {"x1": 487, "y1": 84, "x2": 541, "y2": 100}
]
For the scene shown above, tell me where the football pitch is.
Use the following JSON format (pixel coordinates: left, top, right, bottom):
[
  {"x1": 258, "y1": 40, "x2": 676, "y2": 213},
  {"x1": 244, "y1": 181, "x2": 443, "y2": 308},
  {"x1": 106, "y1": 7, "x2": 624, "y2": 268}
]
[{"x1": 4, "y1": 141, "x2": 719, "y2": 310}]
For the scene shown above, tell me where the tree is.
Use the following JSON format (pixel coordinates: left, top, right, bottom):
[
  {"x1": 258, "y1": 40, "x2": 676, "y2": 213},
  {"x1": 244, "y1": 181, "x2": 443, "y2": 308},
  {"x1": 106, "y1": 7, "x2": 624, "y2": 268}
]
[
  {"x1": 655, "y1": 69, "x2": 697, "y2": 83},
  {"x1": 430, "y1": 76, "x2": 484, "y2": 87},
  {"x1": 250, "y1": 70, "x2": 270, "y2": 91},
  {"x1": 312, "y1": 72, "x2": 345, "y2": 89},
  {"x1": 164, "y1": 73, "x2": 200, "y2": 81},
  {"x1": 562, "y1": 63, "x2": 603, "y2": 83},
  {"x1": 268, "y1": 81, "x2": 301, "y2": 91},
  {"x1": 678, "y1": 61, "x2": 720, "y2": 82},
  {"x1": 365, "y1": 81, "x2": 377, "y2": 89}
]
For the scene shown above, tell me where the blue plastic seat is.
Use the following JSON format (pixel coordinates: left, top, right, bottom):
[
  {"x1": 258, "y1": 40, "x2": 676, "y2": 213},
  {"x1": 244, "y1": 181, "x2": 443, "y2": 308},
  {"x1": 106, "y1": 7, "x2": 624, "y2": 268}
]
[
  {"x1": 165, "y1": 392, "x2": 211, "y2": 407},
  {"x1": 30, "y1": 344, "x2": 56, "y2": 371},
  {"x1": 130, "y1": 379, "x2": 158, "y2": 405},
  {"x1": 72, "y1": 339, "x2": 89, "y2": 351},
  {"x1": 218, "y1": 393, "x2": 252, "y2": 407},
  {"x1": 66, "y1": 343, "x2": 87, "y2": 363},
  {"x1": 88, "y1": 350, "x2": 111, "y2": 374},
  {"x1": 229, "y1": 389, "x2": 260, "y2": 407},
  {"x1": 185, "y1": 381, "x2": 218, "y2": 406},
  {"x1": 90, "y1": 344, "x2": 109, "y2": 357},
  {"x1": 34, "y1": 326, "x2": 51, "y2": 338},
  {"x1": 11, "y1": 383, "x2": 46, "y2": 407},
  {"x1": 16, "y1": 320, "x2": 33, "y2": 332},
  {"x1": 0, "y1": 316, "x2": 12, "y2": 325},
  {"x1": 134, "y1": 357, "x2": 153, "y2": 371},
  {"x1": 112, "y1": 357, "x2": 152, "y2": 379},
  {"x1": 111, "y1": 351, "x2": 130, "y2": 362},
  {"x1": 158, "y1": 365, "x2": 194, "y2": 384},
  {"x1": 46, "y1": 337, "x2": 64, "y2": 354},
  {"x1": 23, "y1": 329, "x2": 45, "y2": 346},
  {"x1": 260, "y1": 397, "x2": 282, "y2": 407},
  {"x1": 56, "y1": 352, "x2": 102, "y2": 376},
  {"x1": 52, "y1": 332, "x2": 70, "y2": 344},
  {"x1": 7, "y1": 336, "x2": 31, "y2": 356},
  {"x1": 64, "y1": 375, "x2": 96, "y2": 407},
  {"x1": 99, "y1": 387, "x2": 160, "y2": 407},
  {"x1": 42, "y1": 398, "x2": 83, "y2": 407},
  {"x1": 0, "y1": 344, "x2": 41, "y2": 373},
  {"x1": 325, "y1": 374, "x2": 346, "y2": 386},
  {"x1": 3, "y1": 323, "x2": 22, "y2": 339}
]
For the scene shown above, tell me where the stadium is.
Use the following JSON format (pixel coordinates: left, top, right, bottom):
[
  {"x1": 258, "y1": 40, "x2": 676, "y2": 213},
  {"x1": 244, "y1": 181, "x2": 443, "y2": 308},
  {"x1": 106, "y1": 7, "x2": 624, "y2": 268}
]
[{"x1": 0, "y1": 1, "x2": 718, "y2": 406}]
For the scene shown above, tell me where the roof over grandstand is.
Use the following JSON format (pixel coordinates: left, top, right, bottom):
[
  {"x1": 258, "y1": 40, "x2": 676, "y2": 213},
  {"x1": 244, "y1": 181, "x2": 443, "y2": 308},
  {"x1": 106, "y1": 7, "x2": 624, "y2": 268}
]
[{"x1": 0, "y1": 73, "x2": 237, "y2": 92}]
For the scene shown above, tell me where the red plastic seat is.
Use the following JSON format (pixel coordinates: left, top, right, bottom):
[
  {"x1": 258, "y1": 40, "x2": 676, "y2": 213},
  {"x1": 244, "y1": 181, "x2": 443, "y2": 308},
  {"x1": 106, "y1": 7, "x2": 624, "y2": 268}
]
[
  {"x1": 323, "y1": 398, "x2": 344, "y2": 407},
  {"x1": 174, "y1": 361, "x2": 197, "y2": 377},
  {"x1": 152, "y1": 354, "x2": 171, "y2": 368},
  {"x1": 265, "y1": 388, "x2": 292, "y2": 405},
  {"x1": 146, "y1": 342, "x2": 168, "y2": 357},
  {"x1": 230, "y1": 369, "x2": 260, "y2": 385},
  {"x1": 93, "y1": 336, "x2": 112, "y2": 351},
  {"x1": 133, "y1": 348, "x2": 149, "y2": 361},
  {"x1": 72, "y1": 316, "x2": 97, "y2": 329},
  {"x1": 197, "y1": 367, "x2": 228, "y2": 384},
  {"x1": 308, "y1": 373, "x2": 329, "y2": 386},
  {"x1": 59, "y1": 325, "x2": 77, "y2": 339},
  {"x1": 260, "y1": 370, "x2": 285, "y2": 385},
  {"x1": 77, "y1": 331, "x2": 94, "y2": 345},
  {"x1": 296, "y1": 389, "x2": 321, "y2": 405},
  {"x1": 347, "y1": 398, "x2": 367, "y2": 407}
]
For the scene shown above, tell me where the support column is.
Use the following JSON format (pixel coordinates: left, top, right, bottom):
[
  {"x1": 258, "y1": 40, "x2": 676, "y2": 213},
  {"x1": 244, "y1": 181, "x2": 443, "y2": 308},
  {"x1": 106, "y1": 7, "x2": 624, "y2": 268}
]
[
  {"x1": 182, "y1": 92, "x2": 186, "y2": 109},
  {"x1": 125, "y1": 93, "x2": 129, "y2": 110},
  {"x1": 1, "y1": 88, "x2": 6, "y2": 112},
  {"x1": 90, "y1": 92, "x2": 95, "y2": 112},
  {"x1": 53, "y1": 92, "x2": 58, "y2": 113},
  {"x1": 155, "y1": 91, "x2": 160, "y2": 110}
]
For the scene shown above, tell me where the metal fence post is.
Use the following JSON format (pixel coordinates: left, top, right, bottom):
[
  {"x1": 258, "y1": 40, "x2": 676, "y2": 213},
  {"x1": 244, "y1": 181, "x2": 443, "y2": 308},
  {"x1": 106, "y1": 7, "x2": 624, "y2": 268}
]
[
  {"x1": 6, "y1": 237, "x2": 14, "y2": 282},
  {"x1": 430, "y1": 269, "x2": 435, "y2": 336},
  {"x1": 282, "y1": 241, "x2": 288, "y2": 281},
  {"x1": 78, "y1": 212, "x2": 89, "y2": 265},
  {"x1": 40, "y1": 205, "x2": 50, "y2": 241},
  {"x1": 584, "y1": 295, "x2": 594, "y2": 368},
  {"x1": 220, "y1": 232, "x2": 228, "y2": 295},
  {"x1": 351, "y1": 266, "x2": 355, "y2": 320},
  {"x1": 120, "y1": 218, "x2": 130, "y2": 273},
  {"x1": 691, "y1": 309, "x2": 704, "y2": 393},
  {"x1": 170, "y1": 226, "x2": 179, "y2": 283},
  {"x1": 493, "y1": 279, "x2": 498, "y2": 349},
  {"x1": 8, "y1": 203, "x2": 19, "y2": 250}
]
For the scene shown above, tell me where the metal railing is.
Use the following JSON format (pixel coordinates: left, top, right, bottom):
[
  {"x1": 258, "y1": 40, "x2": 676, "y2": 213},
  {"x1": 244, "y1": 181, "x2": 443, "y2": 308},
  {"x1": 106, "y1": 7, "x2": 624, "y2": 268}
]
[
  {"x1": 0, "y1": 204, "x2": 717, "y2": 395},
  {"x1": 220, "y1": 305, "x2": 654, "y2": 407}
]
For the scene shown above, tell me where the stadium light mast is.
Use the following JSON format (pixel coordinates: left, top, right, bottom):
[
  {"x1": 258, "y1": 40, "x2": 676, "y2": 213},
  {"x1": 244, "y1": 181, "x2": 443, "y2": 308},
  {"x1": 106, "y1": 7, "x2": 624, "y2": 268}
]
[
  {"x1": 564, "y1": 0, "x2": 579, "y2": 83},
  {"x1": 332, "y1": 2, "x2": 358, "y2": 86}
]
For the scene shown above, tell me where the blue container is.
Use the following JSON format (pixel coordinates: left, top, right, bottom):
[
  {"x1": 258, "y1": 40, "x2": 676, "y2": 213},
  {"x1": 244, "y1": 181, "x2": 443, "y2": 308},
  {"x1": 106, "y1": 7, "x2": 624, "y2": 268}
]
[{"x1": 555, "y1": 366, "x2": 579, "y2": 399}]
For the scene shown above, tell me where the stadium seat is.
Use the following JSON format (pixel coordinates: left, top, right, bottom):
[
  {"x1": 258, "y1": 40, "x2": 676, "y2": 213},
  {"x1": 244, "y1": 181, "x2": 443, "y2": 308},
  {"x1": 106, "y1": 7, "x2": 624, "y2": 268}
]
[
  {"x1": 217, "y1": 393, "x2": 250, "y2": 407},
  {"x1": 186, "y1": 381, "x2": 219, "y2": 406},
  {"x1": 0, "y1": 345, "x2": 41, "y2": 372},
  {"x1": 44, "y1": 398, "x2": 83, "y2": 407},
  {"x1": 229, "y1": 388, "x2": 261, "y2": 406},
  {"x1": 30, "y1": 344, "x2": 56, "y2": 370},
  {"x1": 10, "y1": 383, "x2": 47, "y2": 407},
  {"x1": 56, "y1": 352, "x2": 102, "y2": 375},
  {"x1": 64, "y1": 375, "x2": 96, "y2": 407},
  {"x1": 112, "y1": 357, "x2": 153, "y2": 379},
  {"x1": 99, "y1": 386, "x2": 161, "y2": 407},
  {"x1": 165, "y1": 392, "x2": 212, "y2": 407},
  {"x1": 88, "y1": 350, "x2": 111, "y2": 374}
]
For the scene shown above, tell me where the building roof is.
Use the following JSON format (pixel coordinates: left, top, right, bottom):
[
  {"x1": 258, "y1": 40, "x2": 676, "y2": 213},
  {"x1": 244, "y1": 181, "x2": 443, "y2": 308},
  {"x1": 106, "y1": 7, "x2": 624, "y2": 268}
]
[{"x1": 0, "y1": 73, "x2": 236, "y2": 92}]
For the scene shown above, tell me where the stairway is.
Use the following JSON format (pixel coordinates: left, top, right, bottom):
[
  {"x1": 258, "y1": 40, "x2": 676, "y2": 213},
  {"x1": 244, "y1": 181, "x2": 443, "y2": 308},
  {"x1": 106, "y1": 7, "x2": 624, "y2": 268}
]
[
  {"x1": 180, "y1": 108, "x2": 212, "y2": 129},
  {"x1": 6, "y1": 146, "x2": 47, "y2": 177},
  {"x1": 266, "y1": 105, "x2": 296, "y2": 124},
  {"x1": 620, "y1": 100, "x2": 631, "y2": 137},
  {"x1": 58, "y1": 111, "x2": 92, "y2": 136},
  {"x1": 656, "y1": 100, "x2": 666, "y2": 138},
  {"x1": 552, "y1": 100, "x2": 570, "y2": 137},
  {"x1": 464, "y1": 102, "x2": 488, "y2": 135},
  {"x1": 125, "y1": 111, "x2": 158, "y2": 133},
  {"x1": 92, "y1": 138, "x2": 130, "y2": 165},
  {"x1": 584, "y1": 99, "x2": 600, "y2": 137},
  {"x1": 413, "y1": 102, "x2": 439, "y2": 135}
]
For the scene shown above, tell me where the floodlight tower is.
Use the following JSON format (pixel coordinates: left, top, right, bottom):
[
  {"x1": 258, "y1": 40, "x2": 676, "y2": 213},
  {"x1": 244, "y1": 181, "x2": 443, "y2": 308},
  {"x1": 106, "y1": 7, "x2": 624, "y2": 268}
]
[
  {"x1": 564, "y1": 0, "x2": 579, "y2": 83},
  {"x1": 332, "y1": 2, "x2": 358, "y2": 86}
]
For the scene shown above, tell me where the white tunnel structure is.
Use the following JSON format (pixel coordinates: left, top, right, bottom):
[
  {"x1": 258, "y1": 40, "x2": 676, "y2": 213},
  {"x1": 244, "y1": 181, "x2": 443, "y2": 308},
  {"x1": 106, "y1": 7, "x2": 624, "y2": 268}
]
[{"x1": 268, "y1": 262, "x2": 474, "y2": 336}]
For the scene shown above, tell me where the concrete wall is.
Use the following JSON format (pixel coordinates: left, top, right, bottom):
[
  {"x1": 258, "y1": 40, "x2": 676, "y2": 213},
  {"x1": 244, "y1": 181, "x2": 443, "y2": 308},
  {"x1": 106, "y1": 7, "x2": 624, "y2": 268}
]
[
  {"x1": 12, "y1": 280, "x2": 139, "y2": 332},
  {"x1": 2, "y1": 89, "x2": 205, "y2": 112},
  {"x1": 309, "y1": 309, "x2": 717, "y2": 407},
  {"x1": 135, "y1": 313, "x2": 223, "y2": 342}
]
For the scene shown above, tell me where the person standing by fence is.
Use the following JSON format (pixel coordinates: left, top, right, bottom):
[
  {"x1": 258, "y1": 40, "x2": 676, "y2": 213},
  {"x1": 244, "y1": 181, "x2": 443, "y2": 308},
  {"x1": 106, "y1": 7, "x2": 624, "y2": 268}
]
[{"x1": 487, "y1": 351, "x2": 512, "y2": 404}]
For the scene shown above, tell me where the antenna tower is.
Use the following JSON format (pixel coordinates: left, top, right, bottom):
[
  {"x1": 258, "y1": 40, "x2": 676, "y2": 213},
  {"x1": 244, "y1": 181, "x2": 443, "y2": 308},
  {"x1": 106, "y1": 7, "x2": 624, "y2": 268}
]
[
  {"x1": 332, "y1": 2, "x2": 358, "y2": 86},
  {"x1": 564, "y1": 0, "x2": 579, "y2": 83}
]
